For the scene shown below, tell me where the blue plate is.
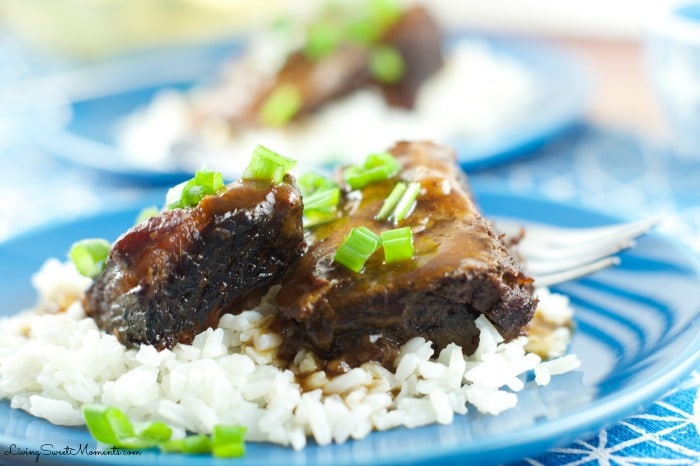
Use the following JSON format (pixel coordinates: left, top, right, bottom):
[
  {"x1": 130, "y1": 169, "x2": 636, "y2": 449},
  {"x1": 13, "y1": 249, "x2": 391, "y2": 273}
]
[
  {"x1": 1, "y1": 191, "x2": 697, "y2": 465},
  {"x1": 36, "y1": 34, "x2": 588, "y2": 185}
]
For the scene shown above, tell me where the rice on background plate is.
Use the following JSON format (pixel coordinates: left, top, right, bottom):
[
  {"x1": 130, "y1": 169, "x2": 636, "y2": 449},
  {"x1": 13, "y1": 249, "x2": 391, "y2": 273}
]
[
  {"x1": 0, "y1": 258, "x2": 580, "y2": 450},
  {"x1": 116, "y1": 40, "x2": 539, "y2": 177}
]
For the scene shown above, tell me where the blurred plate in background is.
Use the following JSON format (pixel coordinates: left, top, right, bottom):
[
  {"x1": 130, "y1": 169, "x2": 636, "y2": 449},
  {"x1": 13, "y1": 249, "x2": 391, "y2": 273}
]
[{"x1": 34, "y1": 33, "x2": 589, "y2": 184}]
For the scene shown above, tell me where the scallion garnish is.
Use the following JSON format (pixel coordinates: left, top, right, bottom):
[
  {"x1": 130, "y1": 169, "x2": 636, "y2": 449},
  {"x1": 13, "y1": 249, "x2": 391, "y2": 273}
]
[
  {"x1": 82, "y1": 404, "x2": 246, "y2": 457},
  {"x1": 391, "y1": 181, "x2": 421, "y2": 223},
  {"x1": 166, "y1": 168, "x2": 225, "y2": 210},
  {"x1": 304, "y1": 22, "x2": 343, "y2": 59},
  {"x1": 212, "y1": 425, "x2": 247, "y2": 458},
  {"x1": 299, "y1": 172, "x2": 341, "y2": 228},
  {"x1": 375, "y1": 181, "x2": 407, "y2": 220},
  {"x1": 367, "y1": 0, "x2": 403, "y2": 30},
  {"x1": 333, "y1": 226, "x2": 381, "y2": 272},
  {"x1": 69, "y1": 239, "x2": 111, "y2": 278},
  {"x1": 381, "y1": 227, "x2": 414, "y2": 263},
  {"x1": 242, "y1": 145, "x2": 297, "y2": 185},
  {"x1": 259, "y1": 84, "x2": 302, "y2": 127},
  {"x1": 303, "y1": 209, "x2": 340, "y2": 228},
  {"x1": 343, "y1": 152, "x2": 401, "y2": 190},
  {"x1": 82, "y1": 404, "x2": 156, "y2": 450},
  {"x1": 304, "y1": 187, "x2": 341, "y2": 212},
  {"x1": 298, "y1": 172, "x2": 337, "y2": 197},
  {"x1": 370, "y1": 45, "x2": 405, "y2": 84}
]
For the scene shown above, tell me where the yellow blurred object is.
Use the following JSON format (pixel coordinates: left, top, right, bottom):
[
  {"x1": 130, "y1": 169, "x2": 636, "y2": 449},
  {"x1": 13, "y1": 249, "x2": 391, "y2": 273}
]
[{"x1": 0, "y1": 0, "x2": 286, "y2": 59}]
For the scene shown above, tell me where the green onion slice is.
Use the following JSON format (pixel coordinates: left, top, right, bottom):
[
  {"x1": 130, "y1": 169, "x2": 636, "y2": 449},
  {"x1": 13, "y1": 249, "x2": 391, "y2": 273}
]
[
  {"x1": 333, "y1": 226, "x2": 381, "y2": 272},
  {"x1": 367, "y1": 0, "x2": 403, "y2": 30},
  {"x1": 303, "y1": 195, "x2": 340, "y2": 227},
  {"x1": 242, "y1": 145, "x2": 297, "y2": 185},
  {"x1": 381, "y1": 227, "x2": 414, "y2": 263},
  {"x1": 166, "y1": 168, "x2": 225, "y2": 210},
  {"x1": 69, "y1": 239, "x2": 111, "y2": 278},
  {"x1": 304, "y1": 187, "x2": 341, "y2": 212},
  {"x1": 135, "y1": 421, "x2": 173, "y2": 443},
  {"x1": 375, "y1": 181, "x2": 407, "y2": 220},
  {"x1": 298, "y1": 172, "x2": 338, "y2": 197},
  {"x1": 299, "y1": 172, "x2": 341, "y2": 228},
  {"x1": 212, "y1": 425, "x2": 247, "y2": 458},
  {"x1": 304, "y1": 22, "x2": 343, "y2": 59},
  {"x1": 82, "y1": 404, "x2": 154, "y2": 450},
  {"x1": 83, "y1": 404, "x2": 247, "y2": 456},
  {"x1": 391, "y1": 181, "x2": 421, "y2": 223},
  {"x1": 259, "y1": 84, "x2": 302, "y2": 127},
  {"x1": 343, "y1": 152, "x2": 401, "y2": 190},
  {"x1": 370, "y1": 45, "x2": 405, "y2": 84},
  {"x1": 303, "y1": 209, "x2": 339, "y2": 228}
]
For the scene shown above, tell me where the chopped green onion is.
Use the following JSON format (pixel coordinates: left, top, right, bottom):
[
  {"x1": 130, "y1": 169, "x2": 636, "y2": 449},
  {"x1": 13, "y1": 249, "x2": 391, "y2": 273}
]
[
  {"x1": 334, "y1": 226, "x2": 381, "y2": 272},
  {"x1": 381, "y1": 227, "x2": 414, "y2": 263},
  {"x1": 298, "y1": 172, "x2": 338, "y2": 197},
  {"x1": 159, "y1": 435, "x2": 212, "y2": 454},
  {"x1": 166, "y1": 168, "x2": 225, "y2": 210},
  {"x1": 304, "y1": 22, "x2": 343, "y2": 59},
  {"x1": 344, "y1": 0, "x2": 402, "y2": 45},
  {"x1": 303, "y1": 209, "x2": 339, "y2": 228},
  {"x1": 343, "y1": 152, "x2": 401, "y2": 190},
  {"x1": 69, "y1": 239, "x2": 111, "y2": 278},
  {"x1": 83, "y1": 404, "x2": 247, "y2": 457},
  {"x1": 367, "y1": 0, "x2": 403, "y2": 30},
  {"x1": 345, "y1": 19, "x2": 380, "y2": 45},
  {"x1": 82, "y1": 404, "x2": 154, "y2": 450},
  {"x1": 242, "y1": 145, "x2": 297, "y2": 185},
  {"x1": 370, "y1": 45, "x2": 405, "y2": 84},
  {"x1": 135, "y1": 421, "x2": 172, "y2": 443},
  {"x1": 135, "y1": 206, "x2": 160, "y2": 225},
  {"x1": 299, "y1": 172, "x2": 341, "y2": 228},
  {"x1": 212, "y1": 425, "x2": 247, "y2": 458},
  {"x1": 181, "y1": 435, "x2": 213, "y2": 454},
  {"x1": 83, "y1": 404, "x2": 129, "y2": 446},
  {"x1": 259, "y1": 84, "x2": 302, "y2": 127},
  {"x1": 375, "y1": 181, "x2": 407, "y2": 220},
  {"x1": 391, "y1": 181, "x2": 421, "y2": 223},
  {"x1": 304, "y1": 187, "x2": 341, "y2": 212}
]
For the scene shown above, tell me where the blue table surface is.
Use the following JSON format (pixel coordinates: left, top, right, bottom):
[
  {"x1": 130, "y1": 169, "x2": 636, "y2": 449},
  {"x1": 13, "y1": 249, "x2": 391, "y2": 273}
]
[{"x1": 0, "y1": 32, "x2": 698, "y2": 466}]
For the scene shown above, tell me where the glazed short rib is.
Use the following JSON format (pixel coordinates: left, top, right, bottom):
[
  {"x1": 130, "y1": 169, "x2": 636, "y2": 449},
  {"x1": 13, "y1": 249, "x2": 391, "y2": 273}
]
[
  {"x1": 83, "y1": 176, "x2": 305, "y2": 350},
  {"x1": 275, "y1": 141, "x2": 536, "y2": 370}
]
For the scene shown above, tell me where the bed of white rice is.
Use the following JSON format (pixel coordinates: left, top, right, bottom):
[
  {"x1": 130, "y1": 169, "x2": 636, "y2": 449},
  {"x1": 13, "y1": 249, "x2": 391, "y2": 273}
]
[
  {"x1": 116, "y1": 39, "x2": 539, "y2": 177},
  {"x1": 0, "y1": 259, "x2": 579, "y2": 450}
]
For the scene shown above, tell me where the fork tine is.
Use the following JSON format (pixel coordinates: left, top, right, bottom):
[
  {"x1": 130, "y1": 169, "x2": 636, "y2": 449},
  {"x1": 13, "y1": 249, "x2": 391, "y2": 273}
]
[
  {"x1": 520, "y1": 215, "x2": 662, "y2": 248},
  {"x1": 496, "y1": 215, "x2": 663, "y2": 287},
  {"x1": 533, "y1": 257, "x2": 621, "y2": 287},
  {"x1": 526, "y1": 240, "x2": 635, "y2": 275}
]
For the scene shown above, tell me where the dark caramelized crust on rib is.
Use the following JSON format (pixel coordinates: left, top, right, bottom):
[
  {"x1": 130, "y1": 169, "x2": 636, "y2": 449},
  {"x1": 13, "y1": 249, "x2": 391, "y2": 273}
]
[
  {"x1": 83, "y1": 176, "x2": 305, "y2": 349},
  {"x1": 274, "y1": 142, "x2": 535, "y2": 370}
]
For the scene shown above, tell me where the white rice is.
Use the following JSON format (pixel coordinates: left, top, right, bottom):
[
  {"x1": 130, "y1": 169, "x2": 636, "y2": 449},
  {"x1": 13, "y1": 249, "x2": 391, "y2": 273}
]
[
  {"x1": 115, "y1": 39, "x2": 539, "y2": 176},
  {"x1": 0, "y1": 259, "x2": 580, "y2": 450}
]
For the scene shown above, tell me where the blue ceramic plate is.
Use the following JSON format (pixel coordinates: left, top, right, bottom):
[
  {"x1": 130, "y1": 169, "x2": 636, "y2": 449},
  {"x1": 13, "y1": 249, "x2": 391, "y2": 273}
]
[
  {"x1": 0, "y1": 191, "x2": 697, "y2": 466},
  {"x1": 36, "y1": 34, "x2": 588, "y2": 185}
]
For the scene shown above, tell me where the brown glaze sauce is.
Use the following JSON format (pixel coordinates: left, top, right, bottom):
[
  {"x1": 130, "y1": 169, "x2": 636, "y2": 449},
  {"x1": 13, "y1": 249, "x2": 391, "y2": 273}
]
[{"x1": 273, "y1": 141, "x2": 534, "y2": 374}]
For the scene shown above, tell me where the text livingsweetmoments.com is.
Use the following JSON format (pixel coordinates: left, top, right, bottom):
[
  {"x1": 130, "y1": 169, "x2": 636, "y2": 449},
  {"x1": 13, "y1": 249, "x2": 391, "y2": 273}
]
[{"x1": 3, "y1": 443, "x2": 143, "y2": 463}]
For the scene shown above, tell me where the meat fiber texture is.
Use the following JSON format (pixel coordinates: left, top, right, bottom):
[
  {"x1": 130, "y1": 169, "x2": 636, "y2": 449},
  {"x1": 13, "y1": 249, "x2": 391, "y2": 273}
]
[
  {"x1": 275, "y1": 141, "x2": 536, "y2": 370},
  {"x1": 84, "y1": 176, "x2": 305, "y2": 350}
]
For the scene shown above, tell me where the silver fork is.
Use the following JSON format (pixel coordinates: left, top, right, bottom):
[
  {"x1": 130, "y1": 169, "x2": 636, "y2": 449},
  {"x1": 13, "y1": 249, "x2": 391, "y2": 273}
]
[{"x1": 494, "y1": 216, "x2": 662, "y2": 286}]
